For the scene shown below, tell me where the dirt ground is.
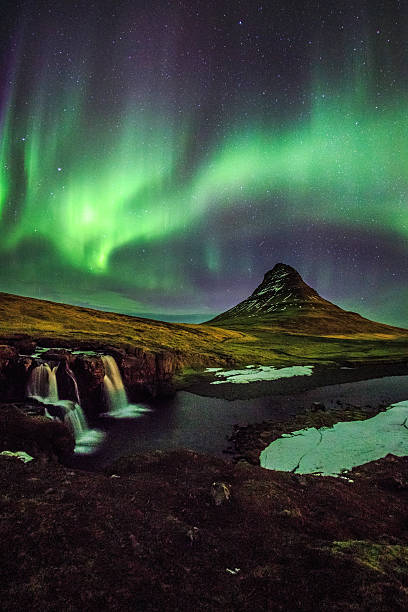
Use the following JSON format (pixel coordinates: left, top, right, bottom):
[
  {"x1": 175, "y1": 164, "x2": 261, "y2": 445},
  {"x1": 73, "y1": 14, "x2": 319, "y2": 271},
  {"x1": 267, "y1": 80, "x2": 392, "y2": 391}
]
[{"x1": 1, "y1": 447, "x2": 408, "y2": 611}]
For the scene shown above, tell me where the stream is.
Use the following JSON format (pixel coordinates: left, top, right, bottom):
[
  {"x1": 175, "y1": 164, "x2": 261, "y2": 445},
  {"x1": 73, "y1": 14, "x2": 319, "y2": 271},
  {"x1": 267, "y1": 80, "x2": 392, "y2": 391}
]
[{"x1": 66, "y1": 373, "x2": 408, "y2": 471}]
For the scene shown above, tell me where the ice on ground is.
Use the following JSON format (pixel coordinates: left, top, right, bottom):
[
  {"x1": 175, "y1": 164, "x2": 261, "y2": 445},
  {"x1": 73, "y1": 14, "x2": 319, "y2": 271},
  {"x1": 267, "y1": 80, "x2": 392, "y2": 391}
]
[
  {"x1": 205, "y1": 367, "x2": 223, "y2": 372},
  {"x1": 0, "y1": 451, "x2": 34, "y2": 463},
  {"x1": 260, "y1": 400, "x2": 408, "y2": 477},
  {"x1": 30, "y1": 347, "x2": 101, "y2": 357},
  {"x1": 209, "y1": 365, "x2": 314, "y2": 384}
]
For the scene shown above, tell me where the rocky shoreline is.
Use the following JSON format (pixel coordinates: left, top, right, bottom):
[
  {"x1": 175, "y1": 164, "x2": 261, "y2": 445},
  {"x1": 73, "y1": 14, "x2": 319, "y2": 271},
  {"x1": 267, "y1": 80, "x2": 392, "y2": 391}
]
[
  {"x1": 183, "y1": 360, "x2": 408, "y2": 400},
  {"x1": 0, "y1": 341, "x2": 180, "y2": 415}
]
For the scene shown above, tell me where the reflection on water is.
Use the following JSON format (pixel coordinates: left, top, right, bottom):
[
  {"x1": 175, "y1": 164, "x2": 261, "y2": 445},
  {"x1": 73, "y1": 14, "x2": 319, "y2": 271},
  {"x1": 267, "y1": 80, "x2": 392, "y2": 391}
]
[
  {"x1": 67, "y1": 374, "x2": 408, "y2": 471},
  {"x1": 100, "y1": 404, "x2": 152, "y2": 419}
]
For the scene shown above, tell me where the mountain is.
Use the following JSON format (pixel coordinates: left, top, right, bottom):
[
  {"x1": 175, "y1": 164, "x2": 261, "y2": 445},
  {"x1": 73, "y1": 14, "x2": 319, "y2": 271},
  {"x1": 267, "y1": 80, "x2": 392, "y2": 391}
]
[
  {"x1": 209, "y1": 263, "x2": 334, "y2": 320},
  {"x1": 206, "y1": 263, "x2": 408, "y2": 337}
]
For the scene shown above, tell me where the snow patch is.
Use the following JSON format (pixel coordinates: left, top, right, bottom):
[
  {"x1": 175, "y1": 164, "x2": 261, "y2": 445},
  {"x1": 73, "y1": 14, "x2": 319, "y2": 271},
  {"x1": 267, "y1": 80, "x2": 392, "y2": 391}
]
[
  {"x1": 0, "y1": 451, "x2": 34, "y2": 463},
  {"x1": 210, "y1": 365, "x2": 314, "y2": 384},
  {"x1": 260, "y1": 400, "x2": 408, "y2": 477}
]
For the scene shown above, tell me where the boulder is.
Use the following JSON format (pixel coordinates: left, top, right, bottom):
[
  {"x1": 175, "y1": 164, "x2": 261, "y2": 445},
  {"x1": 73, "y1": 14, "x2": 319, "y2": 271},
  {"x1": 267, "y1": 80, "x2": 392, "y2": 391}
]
[
  {"x1": 210, "y1": 481, "x2": 231, "y2": 506},
  {"x1": 72, "y1": 355, "x2": 106, "y2": 416},
  {"x1": 0, "y1": 345, "x2": 30, "y2": 401},
  {"x1": 120, "y1": 349, "x2": 180, "y2": 400},
  {"x1": 0, "y1": 403, "x2": 75, "y2": 461}
]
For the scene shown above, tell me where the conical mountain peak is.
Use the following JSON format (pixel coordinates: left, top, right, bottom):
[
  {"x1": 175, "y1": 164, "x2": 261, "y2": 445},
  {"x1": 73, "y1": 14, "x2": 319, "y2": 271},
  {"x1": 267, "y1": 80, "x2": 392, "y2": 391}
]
[
  {"x1": 250, "y1": 263, "x2": 322, "y2": 303},
  {"x1": 208, "y1": 263, "x2": 334, "y2": 323},
  {"x1": 253, "y1": 263, "x2": 308, "y2": 293},
  {"x1": 206, "y1": 264, "x2": 408, "y2": 337},
  {"x1": 264, "y1": 262, "x2": 299, "y2": 279}
]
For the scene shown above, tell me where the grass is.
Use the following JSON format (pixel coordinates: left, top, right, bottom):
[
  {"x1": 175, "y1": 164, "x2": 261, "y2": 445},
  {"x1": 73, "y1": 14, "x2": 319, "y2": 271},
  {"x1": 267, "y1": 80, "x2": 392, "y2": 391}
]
[
  {"x1": 331, "y1": 540, "x2": 408, "y2": 575},
  {"x1": 1, "y1": 291, "x2": 408, "y2": 375}
]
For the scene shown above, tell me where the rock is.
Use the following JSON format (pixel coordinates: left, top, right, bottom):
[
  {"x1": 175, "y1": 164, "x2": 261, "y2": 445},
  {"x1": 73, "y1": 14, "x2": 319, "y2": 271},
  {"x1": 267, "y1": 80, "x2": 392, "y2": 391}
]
[
  {"x1": 72, "y1": 355, "x2": 106, "y2": 416},
  {"x1": 6, "y1": 334, "x2": 36, "y2": 355},
  {"x1": 129, "y1": 534, "x2": 140, "y2": 552},
  {"x1": 0, "y1": 403, "x2": 75, "y2": 461},
  {"x1": 56, "y1": 361, "x2": 81, "y2": 404},
  {"x1": 119, "y1": 349, "x2": 180, "y2": 400},
  {"x1": 40, "y1": 349, "x2": 75, "y2": 364},
  {"x1": 0, "y1": 345, "x2": 18, "y2": 365},
  {"x1": 44, "y1": 402, "x2": 72, "y2": 421},
  {"x1": 311, "y1": 402, "x2": 326, "y2": 412},
  {"x1": 210, "y1": 481, "x2": 231, "y2": 506},
  {"x1": 187, "y1": 526, "x2": 199, "y2": 544},
  {"x1": 0, "y1": 345, "x2": 32, "y2": 401}
]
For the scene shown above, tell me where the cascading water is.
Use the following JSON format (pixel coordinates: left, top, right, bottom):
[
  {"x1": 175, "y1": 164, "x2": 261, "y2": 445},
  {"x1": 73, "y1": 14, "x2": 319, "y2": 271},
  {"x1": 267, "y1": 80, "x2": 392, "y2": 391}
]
[
  {"x1": 27, "y1": 362, "x2": 103, "y2": 453},
  {"x1": 60, "y1": 400, "x2": 87, "y2": 439},
  {"x1": 102, "y1": 355, "x2": 128, "y2": 412},
  {"x1": 101, "y1": 355, "x2": 149, "y2": 417},
  {"x1": 27, "y1": 363, "x2": 59, "y2": 402},
  {"x1": 62, "y1": 400, "x2": 104, "y2": 454},
  {"x1": 65, "y1": 363, "x2": 81, "y2": 405}
]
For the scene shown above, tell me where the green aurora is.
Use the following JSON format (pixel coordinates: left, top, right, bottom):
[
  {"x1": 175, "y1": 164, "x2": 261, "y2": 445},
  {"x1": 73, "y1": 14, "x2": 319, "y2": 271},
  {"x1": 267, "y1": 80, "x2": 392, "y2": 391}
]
[
  {"x1": 0, "y1": 2, "x2": 407, "y2": 324},
  {"x1": 1, "y1": 79, "x2": 408, "y2": 273}
]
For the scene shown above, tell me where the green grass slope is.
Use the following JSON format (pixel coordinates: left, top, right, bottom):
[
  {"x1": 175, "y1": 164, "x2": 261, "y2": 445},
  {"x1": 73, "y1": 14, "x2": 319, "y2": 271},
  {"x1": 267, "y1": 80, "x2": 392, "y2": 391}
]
[{"x1": 1, "y1": 290, "x2": 408, "y2": 370}]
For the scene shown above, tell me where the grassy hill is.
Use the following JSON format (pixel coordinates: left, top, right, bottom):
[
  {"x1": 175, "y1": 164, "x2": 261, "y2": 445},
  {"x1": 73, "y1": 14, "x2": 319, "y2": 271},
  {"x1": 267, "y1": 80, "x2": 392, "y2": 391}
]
[{"x1": 1, "y1": 290, "x2": 408, "y2": 373}]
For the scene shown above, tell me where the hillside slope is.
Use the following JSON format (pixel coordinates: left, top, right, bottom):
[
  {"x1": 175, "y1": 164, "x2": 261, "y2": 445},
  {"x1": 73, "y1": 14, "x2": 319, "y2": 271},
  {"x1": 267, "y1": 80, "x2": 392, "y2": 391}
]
[
  {"x1": 0, "y1": 291, "x2": 248, "y2": 367},
  {"x1": 1, "y1": 266, "x2": 408, "y2": 373}
]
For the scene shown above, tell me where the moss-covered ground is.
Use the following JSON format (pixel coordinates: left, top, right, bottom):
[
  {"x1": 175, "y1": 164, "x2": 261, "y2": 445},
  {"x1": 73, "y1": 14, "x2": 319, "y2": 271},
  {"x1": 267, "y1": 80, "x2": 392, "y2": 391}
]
[
  {"x1": 1, "y1": 292, "x2": 408, "y2": 377},
  {"x1": 2, "y1": 449, "x2": 408, "y2": 611}
]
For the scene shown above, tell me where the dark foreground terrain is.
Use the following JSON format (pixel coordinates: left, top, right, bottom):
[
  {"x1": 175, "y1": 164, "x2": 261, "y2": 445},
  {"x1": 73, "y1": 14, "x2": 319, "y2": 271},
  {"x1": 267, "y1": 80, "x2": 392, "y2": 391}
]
[{"x1": 2, "y1": 438, "x2": 408, "y2": 611}]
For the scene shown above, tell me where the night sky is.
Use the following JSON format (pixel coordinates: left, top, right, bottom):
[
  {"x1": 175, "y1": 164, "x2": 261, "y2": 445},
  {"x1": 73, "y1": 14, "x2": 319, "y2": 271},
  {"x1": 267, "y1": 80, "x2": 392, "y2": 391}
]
[{"x1": 0, "y1": 0, "x2": 407, "y2": 326}]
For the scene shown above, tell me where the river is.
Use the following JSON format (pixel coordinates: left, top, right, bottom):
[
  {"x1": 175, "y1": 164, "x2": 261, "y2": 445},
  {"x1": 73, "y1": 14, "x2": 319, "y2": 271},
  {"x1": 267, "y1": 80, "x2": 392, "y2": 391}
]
[{"x1": 66, "y1": 373, "x2": 408, "y2": 471}]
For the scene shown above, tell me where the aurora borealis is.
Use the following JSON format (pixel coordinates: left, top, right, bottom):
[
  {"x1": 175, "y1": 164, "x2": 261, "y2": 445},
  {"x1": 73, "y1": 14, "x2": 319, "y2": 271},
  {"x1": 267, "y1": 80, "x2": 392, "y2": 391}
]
[{"x1": 0, "y1": 1, "x2": 407, "y2": 325}]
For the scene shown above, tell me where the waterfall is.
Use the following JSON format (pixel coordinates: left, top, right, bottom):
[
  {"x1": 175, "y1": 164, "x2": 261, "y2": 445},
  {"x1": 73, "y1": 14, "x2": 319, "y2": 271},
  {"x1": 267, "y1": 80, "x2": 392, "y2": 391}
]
[
  {"x1": 101, "y1": 355, "x2": 149, "y2": 418},
  {"x1": 102, "y1": 355, "x2": 128, "y2": 412},
  {"x1": 27, "y1": 362, "x2": 104, "y2": 453},
  {"x1": 65, "y1": 363, "x2": 81, "y2": 405},
  {"x1": 27, "y1": 364, "x2": 59, "y2": 402},
  {"x1": 62, "y1": 400, "x2": 104, "y2": 455},
  {"x1": 62, "y1": 401, "x2": 87, "y2": 439},
  {"x1": 48, "y1": 365, "x2": 59, "y2": 402}
]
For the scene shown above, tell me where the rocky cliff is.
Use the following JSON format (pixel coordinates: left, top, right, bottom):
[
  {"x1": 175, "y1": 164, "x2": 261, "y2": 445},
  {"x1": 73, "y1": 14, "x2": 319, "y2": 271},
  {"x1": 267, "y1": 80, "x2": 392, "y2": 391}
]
[{"x1": 0, "y1": 340, "x2": 183, "y2": 418}]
